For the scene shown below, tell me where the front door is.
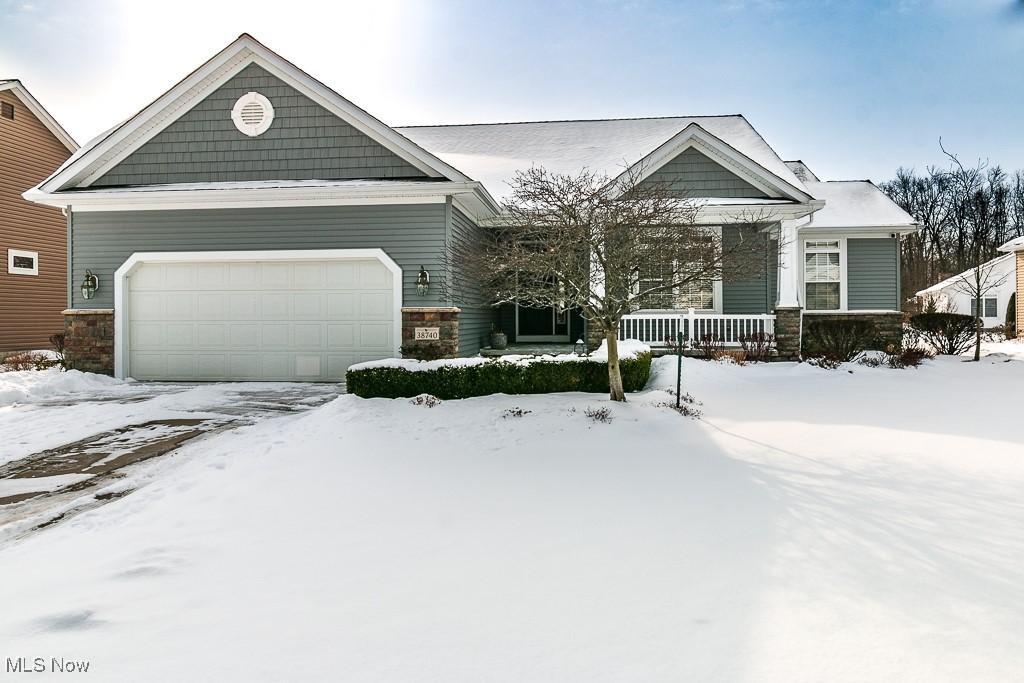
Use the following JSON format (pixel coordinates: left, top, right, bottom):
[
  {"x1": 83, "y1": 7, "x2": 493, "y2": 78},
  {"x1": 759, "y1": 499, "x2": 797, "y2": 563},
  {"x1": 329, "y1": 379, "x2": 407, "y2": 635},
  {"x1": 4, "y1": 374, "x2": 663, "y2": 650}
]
[{"x1": 516, "y1": 304, "x2": 570, "y2": 342}]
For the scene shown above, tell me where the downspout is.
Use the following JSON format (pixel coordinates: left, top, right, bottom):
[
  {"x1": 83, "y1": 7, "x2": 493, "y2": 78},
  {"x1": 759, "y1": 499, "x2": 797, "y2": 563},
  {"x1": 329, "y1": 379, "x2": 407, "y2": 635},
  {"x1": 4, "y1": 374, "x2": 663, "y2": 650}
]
[{"x1": 63, "y1": 206, "x2": 72, "y2": 309}]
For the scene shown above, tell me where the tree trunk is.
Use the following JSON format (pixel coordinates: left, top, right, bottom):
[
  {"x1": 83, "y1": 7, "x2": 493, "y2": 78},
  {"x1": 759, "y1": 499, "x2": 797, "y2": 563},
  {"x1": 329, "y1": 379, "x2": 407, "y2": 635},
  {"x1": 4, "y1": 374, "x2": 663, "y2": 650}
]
[
  {"x1": 974, "y1": 319, "x2": 982, "y2": 362},
  {"x1": 606, "y1": 328, "x2": 625, "y2": 402}
]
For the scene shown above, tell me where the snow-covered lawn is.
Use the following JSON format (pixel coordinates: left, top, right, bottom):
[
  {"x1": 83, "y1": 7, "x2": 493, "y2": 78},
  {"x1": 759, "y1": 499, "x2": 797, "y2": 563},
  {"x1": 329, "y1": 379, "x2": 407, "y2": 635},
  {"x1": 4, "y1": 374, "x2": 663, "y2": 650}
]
[{"x1": 1, "y1": 356, "x2": 1022, "y2": 681}]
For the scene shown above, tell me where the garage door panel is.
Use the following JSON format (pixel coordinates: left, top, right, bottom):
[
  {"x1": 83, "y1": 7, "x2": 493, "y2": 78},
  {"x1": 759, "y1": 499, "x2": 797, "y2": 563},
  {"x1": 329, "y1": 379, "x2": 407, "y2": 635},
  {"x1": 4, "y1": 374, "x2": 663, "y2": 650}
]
[
  {"x1": 293, "y1": 293, "x2": 324, "y2": 319},
  {"x1": 359, "y1": 261, "x2": 389, "y2": 287},
  {"x1": 165, "y1": 264, "x2": 195, "y2": 289},
  {"x1": 261, "y1": 324, "x2": 291, "y2": 348},
  {"x1": 359, "y1": 324, "x2": 391, "y2": 349},
  {"x1": 229, "y1": 263, "x2": 260, "y2": 288},
  {"x1": 229, "y1": 294, "x2": 260, "y2": 320},
  {"x1": 127, "y1": 257, "x2": 396, "y2": 381},
  {"x1": 196, "y1": 324, "x2": 227, "y2": 348},
  {"x1": 165, "y1": 323, "x2": 195, "y2": 347},
  {"x1": 294, "y1": 263, "x2": 325, "y2": 288},
  {"x1": 165, "y1": 294, "x2": 194, "y2": 320},
  {"x1": 165, "y1": 354, "x2": 196, "y2": 378},
  {"x1": 229, "y1": 324, "x2": 260, "y2": 349},
  {"x1": 196, "y1": 264, "x2": 228, "y2": 288},
  {"x1": 325, "y1": 261, "x2": 358, "y2": 288},
  {"x1": 359, "y1": 292, "x2": 391, "y2": 319},
  {"x1": 293, "y1": 324, "x2": 323, "y2": 349},
  {"x1": 196, "y1": 293, "x2": 228, "y2": 320},
  {"x1": 196, "y1": 354, "x2": 228, "y2": 378},
  {"x1": 131, "y1": 322, "x2": 164, "y2": 349},
  {"x1": 261, "y1": 294, "x2": 291, "y2": 319},
  {"x1": 262, "y1": 262, "x2": 292, "y2": 289}
]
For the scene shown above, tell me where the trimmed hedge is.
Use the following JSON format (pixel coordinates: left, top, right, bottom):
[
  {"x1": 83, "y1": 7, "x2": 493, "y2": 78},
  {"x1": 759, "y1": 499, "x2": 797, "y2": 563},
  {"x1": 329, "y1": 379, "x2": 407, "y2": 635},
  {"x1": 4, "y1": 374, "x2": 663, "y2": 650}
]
[
  {"x1": 1007, "y1": 292, "x2": 1017, "y2": 339},
  {"x1": 346, "y1": 353, "x2": 652, "y2": 399}
]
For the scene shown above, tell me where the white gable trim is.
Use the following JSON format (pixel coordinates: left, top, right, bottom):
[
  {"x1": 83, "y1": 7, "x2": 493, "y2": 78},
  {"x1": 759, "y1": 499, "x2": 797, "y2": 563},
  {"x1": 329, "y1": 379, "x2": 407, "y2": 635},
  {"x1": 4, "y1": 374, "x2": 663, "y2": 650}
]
[
  {"x1": 609, "y1": 123, "x2": 813, "y2": 203},
  {"x1": 37, "y1": 34, "x2": 469, "y2": 193},
  {"x1": 0, "y1": 81, "x2": 78, "y2": 152}
]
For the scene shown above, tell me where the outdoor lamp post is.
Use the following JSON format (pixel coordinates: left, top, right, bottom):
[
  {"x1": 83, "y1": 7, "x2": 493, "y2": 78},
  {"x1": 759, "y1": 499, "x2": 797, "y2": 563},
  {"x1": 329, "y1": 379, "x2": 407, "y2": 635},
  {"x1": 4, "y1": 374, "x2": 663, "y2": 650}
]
[
  {"x1": 80, "y1": 270, "x2": 99, "y2": 300},
  {"x1": 416, "y1": 266, "x2": 430, "y2": 296}
]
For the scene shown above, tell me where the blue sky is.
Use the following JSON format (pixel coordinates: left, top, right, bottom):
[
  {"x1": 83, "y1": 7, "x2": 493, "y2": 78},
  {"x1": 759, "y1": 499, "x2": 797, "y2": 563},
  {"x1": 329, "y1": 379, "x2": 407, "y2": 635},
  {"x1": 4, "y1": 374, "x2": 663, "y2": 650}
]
[{"x1": 2, "y1": 0, "x2": 1022, "y2": 182}]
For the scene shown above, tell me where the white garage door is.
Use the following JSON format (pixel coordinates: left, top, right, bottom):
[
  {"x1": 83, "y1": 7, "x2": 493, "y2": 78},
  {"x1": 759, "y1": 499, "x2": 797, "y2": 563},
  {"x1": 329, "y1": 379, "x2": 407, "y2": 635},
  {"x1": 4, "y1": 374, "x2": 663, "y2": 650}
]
[{"x1": 126, "y1": 257, "x2": 396, "y2": 381}]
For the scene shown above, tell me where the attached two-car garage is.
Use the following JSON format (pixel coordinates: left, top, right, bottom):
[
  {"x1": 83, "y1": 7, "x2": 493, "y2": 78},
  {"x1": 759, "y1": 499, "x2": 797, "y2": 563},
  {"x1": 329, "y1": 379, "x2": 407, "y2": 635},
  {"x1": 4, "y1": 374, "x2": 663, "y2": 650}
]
[{"x1": 116, "y1": 250, "x2": 400, "y2": 381}]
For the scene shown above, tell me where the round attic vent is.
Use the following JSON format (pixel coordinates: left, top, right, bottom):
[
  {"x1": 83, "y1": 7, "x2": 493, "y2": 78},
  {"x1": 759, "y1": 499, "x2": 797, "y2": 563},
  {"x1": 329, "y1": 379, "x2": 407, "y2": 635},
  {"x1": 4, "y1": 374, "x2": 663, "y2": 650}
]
[{"x1": 231, "y1": 91, "x2": 274, "y2": 136}]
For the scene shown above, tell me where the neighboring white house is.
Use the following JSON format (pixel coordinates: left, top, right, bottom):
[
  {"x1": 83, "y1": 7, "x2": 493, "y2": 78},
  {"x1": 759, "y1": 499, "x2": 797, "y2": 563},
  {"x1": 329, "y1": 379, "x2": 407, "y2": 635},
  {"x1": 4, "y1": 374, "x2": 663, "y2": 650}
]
[{"x1": 916, "y1": 253, "x2": 1017, "y2": 328}]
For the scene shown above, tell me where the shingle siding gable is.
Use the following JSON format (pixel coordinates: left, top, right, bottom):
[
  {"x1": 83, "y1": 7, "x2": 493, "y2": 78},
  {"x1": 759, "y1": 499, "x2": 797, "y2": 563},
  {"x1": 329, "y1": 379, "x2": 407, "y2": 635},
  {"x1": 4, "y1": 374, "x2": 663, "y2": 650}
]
[
  {"x1": 93, "y1": 63, "x2": 427, "y2": 186},
  {"x1": 640, "y1": 147, "x2": 768, "y2": 198}
]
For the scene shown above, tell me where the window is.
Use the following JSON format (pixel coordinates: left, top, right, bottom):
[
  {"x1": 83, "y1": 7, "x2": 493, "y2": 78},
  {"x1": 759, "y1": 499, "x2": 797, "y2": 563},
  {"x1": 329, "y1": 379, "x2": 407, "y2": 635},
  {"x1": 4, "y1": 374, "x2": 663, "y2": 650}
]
[
  {"x1": 970, "y1": 297, "x2": 998, "y2": 318},
  {"x1": 1, "y1": 102, "x2": 13, "y2": 120},
  {"x1": 8, "y1": 249, "x2": 38, "y2": 276},
  {"x1": 805, "y1": 240, "x2": 840, "y2": 310},
  {"x1": 637, "y1": 260, "x2": 716, "y2": 310}
]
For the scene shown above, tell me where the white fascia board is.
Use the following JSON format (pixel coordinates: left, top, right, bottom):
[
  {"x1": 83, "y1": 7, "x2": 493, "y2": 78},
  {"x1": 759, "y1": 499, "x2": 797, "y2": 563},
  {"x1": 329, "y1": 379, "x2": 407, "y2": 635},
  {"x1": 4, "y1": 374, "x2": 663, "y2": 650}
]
[
  {"x1": 38, "y1": 34, "x2": 469, "y2": 193},
  {"x1": 803, "y1": 224, "x2": 918, "y2": 236},
  {"x1": 0, "y1": 82, "x2": 78, "y2": 151},
  {"x1": 607, "y1": 123, "x2": 813, "y2": 204},
  {"x1": 24, "y1": 181, "x2": 500, "y2": 220}
]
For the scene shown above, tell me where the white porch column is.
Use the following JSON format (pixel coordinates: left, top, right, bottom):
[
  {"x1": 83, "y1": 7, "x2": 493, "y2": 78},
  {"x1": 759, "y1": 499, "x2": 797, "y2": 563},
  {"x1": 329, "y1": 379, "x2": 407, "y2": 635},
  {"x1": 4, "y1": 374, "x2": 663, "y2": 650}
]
[{"x1": 777, "y1": 219, "x2": 802, "y2": 308}]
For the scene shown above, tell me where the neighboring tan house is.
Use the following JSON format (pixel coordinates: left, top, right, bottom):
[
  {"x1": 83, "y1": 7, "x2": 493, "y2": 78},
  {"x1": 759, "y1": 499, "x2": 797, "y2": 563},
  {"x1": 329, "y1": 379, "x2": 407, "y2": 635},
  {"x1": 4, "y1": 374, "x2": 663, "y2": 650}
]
[
  {"x1": 998, "y1": 237, "x2": 1024, "y2": 332},
  {"x1": 915, "y1": 254, "x2": 1017, "y2": 329},
  {"x1": 0, "y1": 80, "x2": 78, "y2": 352},
  {"x1": 25, "y1": 34, "x2": 917, "y2": 381}
]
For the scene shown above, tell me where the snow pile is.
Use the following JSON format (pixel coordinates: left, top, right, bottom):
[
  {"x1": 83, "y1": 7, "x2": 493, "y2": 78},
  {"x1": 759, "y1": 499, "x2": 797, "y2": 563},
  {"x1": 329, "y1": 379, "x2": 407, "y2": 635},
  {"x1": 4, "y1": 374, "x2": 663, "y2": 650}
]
[
  {"x1": 0, "y1": 369, "x2": 123, "y2": 406},
  {"x1": 349, "y1": 340, "x2": 651, "y2": 373},
  {"x1": 0, "y1": 356, "x2": 1022, "y2": 681}
]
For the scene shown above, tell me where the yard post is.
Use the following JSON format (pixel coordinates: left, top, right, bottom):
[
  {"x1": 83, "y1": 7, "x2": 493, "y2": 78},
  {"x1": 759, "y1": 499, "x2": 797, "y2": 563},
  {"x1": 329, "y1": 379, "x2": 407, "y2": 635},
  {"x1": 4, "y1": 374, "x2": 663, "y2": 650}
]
[{"x1": 676, "y1": 330, "x2": 683, "y2": 408}]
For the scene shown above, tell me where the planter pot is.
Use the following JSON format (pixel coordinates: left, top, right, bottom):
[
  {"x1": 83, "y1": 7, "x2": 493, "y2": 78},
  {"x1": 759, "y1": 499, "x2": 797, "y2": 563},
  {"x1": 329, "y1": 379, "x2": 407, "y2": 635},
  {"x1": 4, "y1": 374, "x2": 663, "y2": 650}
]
[{"x1": 490, "y1": 332, "x2": 508, "y2": 350}]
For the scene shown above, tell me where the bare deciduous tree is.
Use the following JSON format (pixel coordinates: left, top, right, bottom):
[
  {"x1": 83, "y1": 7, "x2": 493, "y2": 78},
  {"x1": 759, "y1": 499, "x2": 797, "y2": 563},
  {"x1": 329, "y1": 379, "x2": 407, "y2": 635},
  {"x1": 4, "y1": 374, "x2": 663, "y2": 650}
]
[
  {"x1": 953, "y1": 253, "x2": 1010, "y2": 361},
  {"x1": 449, "y1": 165, "x2": 773, "y2": 401}
]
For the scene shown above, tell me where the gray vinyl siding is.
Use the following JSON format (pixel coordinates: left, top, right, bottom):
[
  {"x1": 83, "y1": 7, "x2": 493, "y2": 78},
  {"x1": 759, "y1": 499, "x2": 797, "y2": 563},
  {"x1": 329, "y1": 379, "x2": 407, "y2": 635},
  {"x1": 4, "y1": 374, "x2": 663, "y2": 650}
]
[
  {"x1": 93, "y1": 63, "x2": 427, "y2": 187},
  {"x1": 639, "y1": 147, "x2": 769, "y2": 198},
  {"x1": 69, "y1": 204, "x2": 447, "y2": 309},
  {"x1": 448, "y1": 205, "x2": 496, "y2": 354},
  {"x1": 721, "y1": 224, "x2": 778, "y2": 314},
  {"x1": 847, "y1": 237, "x2": 899, "y2": 310}
]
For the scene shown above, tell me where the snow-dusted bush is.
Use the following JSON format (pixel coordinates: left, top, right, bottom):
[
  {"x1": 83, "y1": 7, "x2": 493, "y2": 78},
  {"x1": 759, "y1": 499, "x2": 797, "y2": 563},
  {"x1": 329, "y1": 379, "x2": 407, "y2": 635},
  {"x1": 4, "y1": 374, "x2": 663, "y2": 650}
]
[
  {"x1": 803, "y1": 318, "x2": 878, "y2": 362},
  {"x1": 347, "y1": 347, "x2": 652, "y2": 400},
  {"x1": 908, "y1": 312, "x2": 975, "y2": 355}
]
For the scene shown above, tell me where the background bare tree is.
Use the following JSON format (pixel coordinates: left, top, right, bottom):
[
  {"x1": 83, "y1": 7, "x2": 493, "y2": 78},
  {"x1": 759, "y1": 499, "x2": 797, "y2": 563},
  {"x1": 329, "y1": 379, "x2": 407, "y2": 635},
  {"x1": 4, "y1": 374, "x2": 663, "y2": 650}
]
[
  {"x1": 451, "y1": 166, "x2": 770, "y2": 401},
  {"x1": 880, "y1": 143, "x2": 1024, "y2": 309},
  {"x1": 953, "y1": 248, "x2": 1010, "y2": 361}
]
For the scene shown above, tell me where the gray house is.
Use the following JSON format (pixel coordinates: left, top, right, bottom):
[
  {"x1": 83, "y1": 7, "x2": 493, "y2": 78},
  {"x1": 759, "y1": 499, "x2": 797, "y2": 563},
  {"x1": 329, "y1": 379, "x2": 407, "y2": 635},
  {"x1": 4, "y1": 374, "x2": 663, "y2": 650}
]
[{"x1": 27, "y1": 34, "x2": 916, "y2": 381}]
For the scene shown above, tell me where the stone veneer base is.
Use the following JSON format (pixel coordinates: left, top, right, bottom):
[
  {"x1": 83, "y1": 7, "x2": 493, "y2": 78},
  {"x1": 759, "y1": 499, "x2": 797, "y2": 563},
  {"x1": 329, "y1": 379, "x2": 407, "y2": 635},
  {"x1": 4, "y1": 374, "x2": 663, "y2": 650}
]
[
  {"x1": 401, "y1": 307, "x2": 460, "y2": 358},
  {"x1": 63, "y1": 309, "x2": 115, "y2": 375}
]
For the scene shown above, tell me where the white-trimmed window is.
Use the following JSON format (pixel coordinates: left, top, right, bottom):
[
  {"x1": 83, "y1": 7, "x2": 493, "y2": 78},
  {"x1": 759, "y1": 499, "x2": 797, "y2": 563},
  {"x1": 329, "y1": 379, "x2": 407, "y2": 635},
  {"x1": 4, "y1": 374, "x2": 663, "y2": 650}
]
[
  {"x1": 970, "y1": 297, "x2": 997, "y2": 318},
  {"x1": 804, "y1": 240, "x2": 840, "y2": 310},
  {"x1": 8, "y1": 249, "x2": 38, "y2": 276},
  {"x1": 637, "y1": 260, "x2": 716, "y2": 310}
]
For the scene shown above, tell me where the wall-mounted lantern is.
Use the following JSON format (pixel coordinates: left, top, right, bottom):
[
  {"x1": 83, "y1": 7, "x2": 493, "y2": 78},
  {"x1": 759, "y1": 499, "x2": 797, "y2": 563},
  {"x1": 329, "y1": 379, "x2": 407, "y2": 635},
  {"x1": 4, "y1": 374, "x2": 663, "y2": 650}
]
[
  {"x1": 80, "y1": 270, "x2": 99, "y2": 300},
  {"x1": 416, "y1": 266, "x2": 430, "y2": 296},
  {"x1": 574, "y1": 338, "x2": 587, "y2": 356}
]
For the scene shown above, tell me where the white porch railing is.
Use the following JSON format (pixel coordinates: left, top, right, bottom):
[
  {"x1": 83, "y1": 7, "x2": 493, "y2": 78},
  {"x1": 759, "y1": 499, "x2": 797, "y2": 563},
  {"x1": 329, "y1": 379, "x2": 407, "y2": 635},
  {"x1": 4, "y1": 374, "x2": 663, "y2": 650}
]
[{"x1": 619, "y1": 310, "x2": 776, "y2": 348}]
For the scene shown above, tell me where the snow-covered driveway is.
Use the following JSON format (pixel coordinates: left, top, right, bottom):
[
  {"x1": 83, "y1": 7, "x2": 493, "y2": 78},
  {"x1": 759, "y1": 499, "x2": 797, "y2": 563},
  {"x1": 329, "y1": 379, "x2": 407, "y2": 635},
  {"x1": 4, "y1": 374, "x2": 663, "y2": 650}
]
[
  {"x1": 0, "y1": 352, "x2": 1022, "y2": 682},
  {"x1": 0, "y1": 372, "x2": 340, "y2": 537}
]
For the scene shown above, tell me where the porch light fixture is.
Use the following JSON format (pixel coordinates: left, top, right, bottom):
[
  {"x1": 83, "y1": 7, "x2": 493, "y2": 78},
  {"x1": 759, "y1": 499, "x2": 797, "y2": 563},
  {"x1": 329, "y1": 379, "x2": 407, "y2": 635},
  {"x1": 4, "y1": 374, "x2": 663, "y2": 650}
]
[
  {"x1": 80, "y1": 270, "x2": 99, "y2": 300},
  {"x1": 416, "y1": 266, "x2": 430, "y2": 296},
  {"x1": 574, "y1": 338, "x2": 587, "y2": 356}
]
